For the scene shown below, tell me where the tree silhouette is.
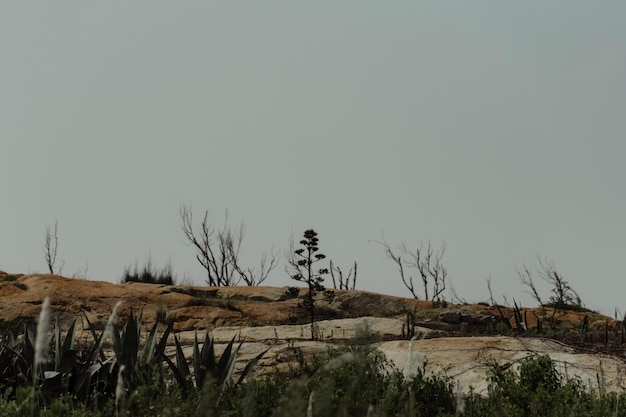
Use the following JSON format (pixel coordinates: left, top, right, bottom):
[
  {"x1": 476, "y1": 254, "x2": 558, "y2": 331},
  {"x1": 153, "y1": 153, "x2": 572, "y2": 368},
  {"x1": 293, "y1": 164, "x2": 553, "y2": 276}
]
[{"x1": 288, "y1": 229, "x2": 329, "y2": 340}]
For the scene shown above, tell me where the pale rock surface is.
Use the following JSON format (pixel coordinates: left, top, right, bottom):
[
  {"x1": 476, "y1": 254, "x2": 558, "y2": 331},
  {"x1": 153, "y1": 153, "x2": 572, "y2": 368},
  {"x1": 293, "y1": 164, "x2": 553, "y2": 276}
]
[
  {"x1": 3, "y1": 273, "x2": 626, "y2": 395},
  {"x1": 167, "y1": 318, "x2": 626, "y2": 396},
  {"x1": 377, "y1": 336, "x2": 626, "y2": 395}
]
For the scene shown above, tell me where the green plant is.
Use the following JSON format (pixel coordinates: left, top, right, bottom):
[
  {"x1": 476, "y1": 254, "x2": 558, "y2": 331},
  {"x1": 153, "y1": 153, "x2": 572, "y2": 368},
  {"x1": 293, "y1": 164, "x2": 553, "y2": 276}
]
[
  {"x1": 164, "y1": 331, "x2": 267, "y2": 401},
  {"x1": 121, "y1": 256, "x2": 176, "y2": 285},
  {"x1": 462, "y1": 354, "x2": 625, "y2": 417},
  {"x1": 432, "y1": 298, "x2": 448, "y2": 309},
  {"x1": 156, "y1": 305, "x2": 167, "y2": 324},
  {"x1": 218, "y1": 299, "x2": 244, "y2": 313},
  {"x1": 285, "y1": 287, "x2": 300, "y2": 298},
  {"x1": 288, "y1": 229, "x2": 329, "y2": 340},
  {"x1": 323, "y1": 289, "x2": 335, "y2": 304},
  {"x1": 402, "y1": 308, "x2": 421, "y2": 340}
]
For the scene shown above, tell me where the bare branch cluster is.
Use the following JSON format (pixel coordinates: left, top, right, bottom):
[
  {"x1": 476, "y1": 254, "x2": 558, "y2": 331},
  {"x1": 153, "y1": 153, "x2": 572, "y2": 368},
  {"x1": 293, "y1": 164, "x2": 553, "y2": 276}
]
[
  {"x1": 517, "y1": 256, "x2": 582, "y2": 310},
  {"x1": 517, "y1": 263, "x2": 544, "y2": 307},
  {"x1": 486, "y1": 276, "x2": 513, "y2": 330},
  {"x1": 376, "y1": 238, "x2": 447, "y2": 301},
  {"x1": 329, "y1": 260, "x2": 357, "y2": 290},
  {"x1": 180, "y1": 206, "x2": 278, "y2": 286},
  {"x1": 43, "y1": 221, "x2": 64, "y2": 275}
]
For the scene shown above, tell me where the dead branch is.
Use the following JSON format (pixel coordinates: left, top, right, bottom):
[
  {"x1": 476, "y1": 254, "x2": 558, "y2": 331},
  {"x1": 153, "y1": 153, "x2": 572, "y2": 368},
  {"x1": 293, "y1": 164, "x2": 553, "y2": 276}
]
[
  {"x1": 231, "y1": 249, "x2": 279, "y2": 286},
  {"x1": 402, "y1": 241, "x2": 447, "y2": 301},
  {"x1": 374, "y1": 238, "x2": 419, "y2": 299},
  {"x1": 329, "y1": 260, "x2": 357, "y2": 290},
  {"x1": 44, "y1": 221, "x2": 64, "y2": 275},
  {"x1": 536, "y1": 257, "x2": 582, "y2": 308},
  {"x1": 181, "y1": 206, "x2": 277, "y2": 286},
  {"x1": 447, "y1": 279, "x2": 466, "y2": 304},
  {"x1": 517, "y1": 263, "x2": 544, "y2": 308}
]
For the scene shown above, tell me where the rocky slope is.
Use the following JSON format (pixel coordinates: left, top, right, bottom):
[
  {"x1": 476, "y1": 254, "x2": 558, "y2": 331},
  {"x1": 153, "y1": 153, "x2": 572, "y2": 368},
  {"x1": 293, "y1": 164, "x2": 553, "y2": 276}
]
[{"x1": 2, "y1": 271, "x2": 625, "y2": 394}]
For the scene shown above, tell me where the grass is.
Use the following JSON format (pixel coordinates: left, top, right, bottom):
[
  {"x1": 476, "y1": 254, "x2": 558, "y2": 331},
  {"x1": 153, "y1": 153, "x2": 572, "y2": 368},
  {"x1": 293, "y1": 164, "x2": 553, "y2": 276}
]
[
  {"x1": 3, "y1": 309, "x2": 626, "y2": 417},
  {"x1": 0, "y1": 274, "x2": 28, "y2": 291},
  {"x1": 4, "y1": 346, "x2": 626, "y2": 417},
  {"x1": 121, "y1": 257, "x2": 176, "y2": 285}
]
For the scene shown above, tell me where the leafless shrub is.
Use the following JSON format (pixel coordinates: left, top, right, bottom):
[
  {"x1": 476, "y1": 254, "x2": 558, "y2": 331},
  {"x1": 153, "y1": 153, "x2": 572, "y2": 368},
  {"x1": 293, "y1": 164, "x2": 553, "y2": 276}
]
[
  {"x1": 518, "y1": 256, "x2": 583, "y2": 310},
  {"x1": 537, "y1": 257, "x2": 582, "y2": 309},
  {"x1": 375, "y1": 237, "x2": 447, "y2": 301},
  {"x1": 71, "y1": 260, "x2": 89, "y2": 279},
  {"x1": 517, "y1": 263, "x2": 544, "y2": 308},
  {"x1": 518, "y1": 256, "x2": 585, "y2": 329},
  {"x1": 43, "y1": 221, "x2": 64, "y2": 275},
  {"x1": 486, "y1": 276, "x2": 513, "y2": 330},
  {"x1": 180, "y1": 206, "x2": 278, "y2": 286},
  {"x1": 447, "y1": 279, "x2": 466, "y2": 304},
  {"x1": 329, "y1": 260, "x2": 357, "y2": 290}
]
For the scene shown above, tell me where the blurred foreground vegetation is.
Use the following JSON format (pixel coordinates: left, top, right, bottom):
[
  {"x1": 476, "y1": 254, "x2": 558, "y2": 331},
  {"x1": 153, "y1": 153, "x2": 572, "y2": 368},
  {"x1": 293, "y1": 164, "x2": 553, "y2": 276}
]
[{"x1": 3, "y1": 308, "x2": 626, "y2": 417}]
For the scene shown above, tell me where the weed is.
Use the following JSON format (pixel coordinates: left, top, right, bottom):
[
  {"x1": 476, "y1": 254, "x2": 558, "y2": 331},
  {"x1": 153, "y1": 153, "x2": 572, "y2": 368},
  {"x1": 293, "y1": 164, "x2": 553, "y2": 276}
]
[
  {"x1": 432, "y1": 298, "x2": 449, "y2": 309},
  {"x1": 121, "y1": 256, "x2": 176, "y2": 285},
  {"x1": 285, "y1": 287, "x2": 300, "y2": 298},
  {"x1": 155, "y1": 305, "x2": 167, "y2": 324}
]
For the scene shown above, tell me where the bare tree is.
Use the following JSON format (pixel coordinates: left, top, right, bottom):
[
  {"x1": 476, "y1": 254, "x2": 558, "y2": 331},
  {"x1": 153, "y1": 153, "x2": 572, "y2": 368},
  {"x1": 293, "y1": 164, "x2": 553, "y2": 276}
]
[
  {"x1": 375, "y1": 237, "x2": 416, "y2": 298},
  {"x1": 180, "y1": 206, "x2": 278, "y2": 286},
  {"x1": 486, "y1": 276, "x2": 513, "y2": 330},
  {"x1": 518, "y1": 257, "x2": 582, "y2": 309},
  {"x1": 517, "y1": 263, "x2": 544, "y2": 308},
  {"x1": 537, "y1": 257, "x2": 582, "y2": 309},
  {"x1": 403, "y1": 241, "x2": 447, "y2": 301},
  {"x1": 329, "y1": 260, "x2": 357, "y2": 290},
  {"x1": 447, "y1": 278, "x2": 466, "y2": 304},
  {"x1": 43, "y1": 221, "x2": 64, "y2": 275},
  {"x1": 518, "y1": 256, "x2": 583, "y2": 329},
  {"x1": 71, "y1": 260, "x2": 89, "y2": 279},
  {"x1": 231, "y1": 251, "x2": 279, "y2": 286},
  {"x1": 375, "y1": 237, "x2": 447, "y2": 301}
]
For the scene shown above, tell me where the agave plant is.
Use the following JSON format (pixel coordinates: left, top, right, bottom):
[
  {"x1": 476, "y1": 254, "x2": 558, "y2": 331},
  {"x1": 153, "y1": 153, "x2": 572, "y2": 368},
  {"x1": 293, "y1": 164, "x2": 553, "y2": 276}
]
[
  {"x1": 0, "y1": 320, "x2": 34, "y2": 393},
  {"x1": 76, "y1": 306, "x2": 174, "y2": 399},
  {"x1": 164, "y1": 331, "x2": 267, "y2": 399},
  {"x1": 40, "y1": 314, "x2": 79, "y2": 397},
  {"x1": 1, "y1": 301, "x2": 268, "y2": 410}
]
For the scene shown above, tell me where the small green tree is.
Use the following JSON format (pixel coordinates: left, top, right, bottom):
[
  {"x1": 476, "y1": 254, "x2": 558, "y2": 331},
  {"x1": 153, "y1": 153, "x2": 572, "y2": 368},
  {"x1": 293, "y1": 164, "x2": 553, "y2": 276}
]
[{"x1": 288, "y1": 229, "x2": 329, "y2": 340}]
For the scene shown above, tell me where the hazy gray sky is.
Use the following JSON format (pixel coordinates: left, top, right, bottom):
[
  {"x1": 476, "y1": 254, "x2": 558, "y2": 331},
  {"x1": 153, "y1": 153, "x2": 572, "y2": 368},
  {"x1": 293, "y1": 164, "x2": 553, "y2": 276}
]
[{"x1": 2, "y1": 2, "x2": 625, "y2": 313}]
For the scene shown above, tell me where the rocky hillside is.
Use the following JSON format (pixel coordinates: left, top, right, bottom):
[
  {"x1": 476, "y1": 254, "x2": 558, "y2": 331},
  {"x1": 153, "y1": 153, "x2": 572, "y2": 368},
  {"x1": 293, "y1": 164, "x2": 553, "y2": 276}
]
[{"x1": 2, "y1": 271, "x2": 625, "y2": 394}]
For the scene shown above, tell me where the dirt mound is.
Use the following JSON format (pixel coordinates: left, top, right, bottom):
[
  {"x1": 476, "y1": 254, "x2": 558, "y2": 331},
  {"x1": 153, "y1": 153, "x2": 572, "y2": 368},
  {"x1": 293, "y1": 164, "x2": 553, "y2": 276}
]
[
  {"x1": 3, "y1": 273, "x2": 626, "y2": 394},
  {"x1": 0, "y1": 273, "x2": 614, "y2": 338}
]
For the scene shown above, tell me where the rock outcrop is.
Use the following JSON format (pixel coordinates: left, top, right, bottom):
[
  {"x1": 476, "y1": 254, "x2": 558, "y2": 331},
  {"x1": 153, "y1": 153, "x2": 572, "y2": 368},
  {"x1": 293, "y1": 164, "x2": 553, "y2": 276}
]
[{"x1": 2, "y1": 272, "x2": 625, "y2": 394}]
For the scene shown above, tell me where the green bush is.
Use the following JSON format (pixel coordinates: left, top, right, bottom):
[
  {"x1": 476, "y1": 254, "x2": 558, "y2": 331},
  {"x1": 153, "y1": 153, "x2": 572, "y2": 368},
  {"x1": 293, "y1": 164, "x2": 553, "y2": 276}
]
[
  {"x1": 271, "y1": 345, "x2": 457, "y2": 417},
  {"x1": 12, "y1": 282, "x2": 28, "y2": 291},
  {"x1": 463, "y1": 354, "x2": 626, "y2": 417},
  {"x1": 7, "y1": 307, "x2": 626, "y2": 417},
  {"x1": 541, "y1": 301, "x2": 594, "y2": 313},
  {"x1": 121, "y1": 257, "x2": 176, "y2": 285}
]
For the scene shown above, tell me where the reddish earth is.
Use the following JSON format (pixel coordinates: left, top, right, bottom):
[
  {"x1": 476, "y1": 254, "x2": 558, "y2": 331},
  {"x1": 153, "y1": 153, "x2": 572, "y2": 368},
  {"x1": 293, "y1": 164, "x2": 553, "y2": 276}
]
[
  {"x1": 4, "y1": 271, "x2": 624, "y2": 395},
  {"x1": 0, "y1": 271, "x2": 615, "y2": 339}
]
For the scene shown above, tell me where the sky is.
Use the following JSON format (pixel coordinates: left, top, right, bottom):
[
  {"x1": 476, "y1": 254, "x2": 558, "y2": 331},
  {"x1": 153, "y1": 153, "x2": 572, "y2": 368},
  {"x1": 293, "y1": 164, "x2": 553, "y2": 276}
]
[{"x1": 2, "y1": 2, "x2": 625, "y2": 314}]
